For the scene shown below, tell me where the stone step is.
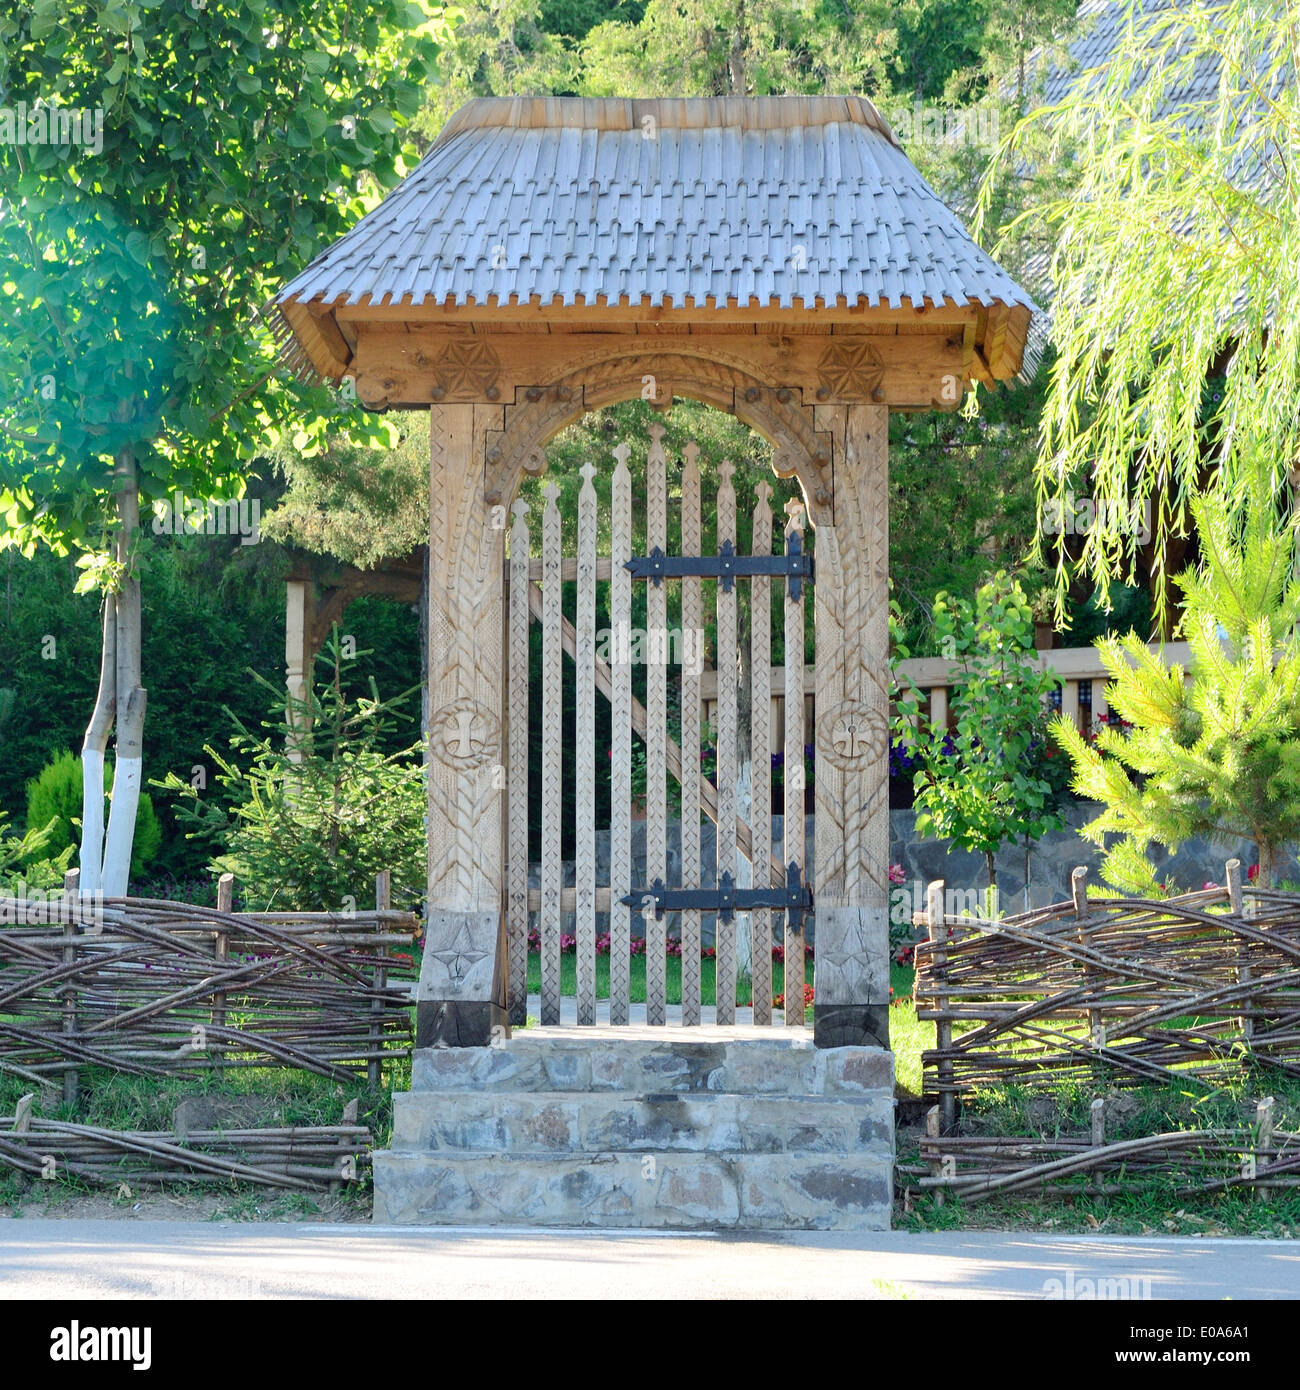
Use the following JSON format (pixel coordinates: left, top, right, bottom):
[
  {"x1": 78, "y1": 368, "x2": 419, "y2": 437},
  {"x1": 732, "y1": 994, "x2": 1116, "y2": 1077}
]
[
  {"x1": 410, "y1": 1039, "x2": 892, "y2": 1097},
  {"x1": 391, "y1": 1089, "x2": 892, "y2": 1156},
  {"x1": 373, "y1": 1150, "x2": 892, "y2": 1230}
]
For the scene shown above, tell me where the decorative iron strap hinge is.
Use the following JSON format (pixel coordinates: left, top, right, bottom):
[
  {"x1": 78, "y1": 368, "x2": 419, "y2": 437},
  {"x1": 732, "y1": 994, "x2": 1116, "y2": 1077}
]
[
  {"x1": 621, "y1": 863, "x2": 813, "y2": 934},
  {"x1": 625, "y1": 532, "x2": 814, "y2": 600}
]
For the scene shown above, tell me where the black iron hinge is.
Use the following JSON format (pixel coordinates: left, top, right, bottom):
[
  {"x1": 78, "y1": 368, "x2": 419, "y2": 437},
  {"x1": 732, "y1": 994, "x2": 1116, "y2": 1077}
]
[
  {"x1": 620, "y1": 863, "x2": 813, "y2": 934},
  {"x1": 625, "y1": 532, "x2": 813, "y2": 600}
]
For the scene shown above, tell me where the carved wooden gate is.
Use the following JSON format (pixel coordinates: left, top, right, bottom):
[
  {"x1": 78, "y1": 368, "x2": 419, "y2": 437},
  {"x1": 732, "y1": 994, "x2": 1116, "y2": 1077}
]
[{"x1": 505, "y1": 423, "x2": 815, "y2": 1029}]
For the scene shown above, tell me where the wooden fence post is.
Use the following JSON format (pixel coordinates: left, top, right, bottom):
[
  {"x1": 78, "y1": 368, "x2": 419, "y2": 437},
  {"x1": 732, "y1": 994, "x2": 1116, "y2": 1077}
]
[
  {"x1": 926, "y1": 880, "x2": 954, "y2": 1133},
  {"x1": 1072, "y1": 866, "x2": 1105, "y2": 1081},
  {"x1": 1226, "y1": 859, "x2": 1253, "y2": 1047},
  {"x1": 1090, "y1": 1097, "x2": 1106, "y2": 1147},
  {"x1": 926, "y1": 1103, "x2": 944, "y2": 1207},
  {"x1": 369, "y1": 871, "x2": 391, "y2": 1090},
  {"x1": 212, "y1": 873, "x2": 234, "y2": 1076},
  {"x1": 1256, "y1": 1096, "x2": 1275, "y2": 1203},
  {"x1": 62, "y1": 868, "x2": 80, "y2": 1108}
]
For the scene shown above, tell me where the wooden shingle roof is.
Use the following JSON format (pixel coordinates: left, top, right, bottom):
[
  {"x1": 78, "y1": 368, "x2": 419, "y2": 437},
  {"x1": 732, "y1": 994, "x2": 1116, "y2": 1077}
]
[{"x1": 277, "y1": 96, "x2": 1037, "y2": 369}]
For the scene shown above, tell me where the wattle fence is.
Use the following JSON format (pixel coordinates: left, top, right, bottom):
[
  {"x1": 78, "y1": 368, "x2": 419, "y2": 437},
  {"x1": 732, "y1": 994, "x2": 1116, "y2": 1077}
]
[
  {"x1": 915, "y1": 861, "x2": 1300, "y2": 1129},
  {"x1": 0, "y1": 872, "x2": 419, "y2": 1101}
]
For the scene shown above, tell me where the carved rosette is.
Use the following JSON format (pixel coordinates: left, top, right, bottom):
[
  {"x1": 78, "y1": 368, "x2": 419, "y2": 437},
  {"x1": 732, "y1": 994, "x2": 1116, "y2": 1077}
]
[
  {"x1": 821, "y1": 701, "x2": 887, "y2": 770},
  {"x1": 431, "y1": 697, "x2": 501, "y2": 770},
  {"x1": 431, "y1": 340, "x2": 502, "y2": 401},
  {"x1": 816, "y1": 340, "x2": 886, "y2": 401}
]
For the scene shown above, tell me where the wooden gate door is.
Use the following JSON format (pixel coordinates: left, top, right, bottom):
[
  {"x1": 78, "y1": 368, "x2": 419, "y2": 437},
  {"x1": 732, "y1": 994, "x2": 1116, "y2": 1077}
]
[{"x1": 505, "y1": 424, "x2": 814, "y2": 1029}]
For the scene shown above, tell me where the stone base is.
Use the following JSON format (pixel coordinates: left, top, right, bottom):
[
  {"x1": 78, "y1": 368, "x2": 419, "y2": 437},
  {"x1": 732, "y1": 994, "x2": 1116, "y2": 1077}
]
[
  {"x1": 813, "y1": 1003, "x2": 889, "y2": 1050},
  {"x1": 415, "y1": 999, "x2": 510, "y2": 1049},
  {"x1": 375, "y1": 1150, "x2": 891, "y2": 1229},
  {"x1": 374, "y1": 1035, "x2": 894, "y2": 1231}
]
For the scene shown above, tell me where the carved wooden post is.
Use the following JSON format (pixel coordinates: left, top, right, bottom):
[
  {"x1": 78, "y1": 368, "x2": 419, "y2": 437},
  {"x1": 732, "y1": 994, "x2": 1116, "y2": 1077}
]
[
  {"x1": 416, "y1": 403, "x2": 510, "y2": 1047},
  {"x1": 811, "y1": 402, "x2": 891, "y2": 1048}
]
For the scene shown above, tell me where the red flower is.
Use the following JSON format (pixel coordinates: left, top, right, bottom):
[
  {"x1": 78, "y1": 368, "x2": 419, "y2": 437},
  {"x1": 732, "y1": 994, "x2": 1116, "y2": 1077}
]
[{"x1": 1248, "y1": 864, "x2": 1260, "y2": 883}]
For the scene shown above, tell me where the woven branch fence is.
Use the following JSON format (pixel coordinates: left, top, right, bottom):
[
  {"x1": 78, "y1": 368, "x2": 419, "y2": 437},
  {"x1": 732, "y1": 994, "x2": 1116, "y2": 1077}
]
[
  {"x1": 904, "y1": 1097, "x2": 1292, "y2": 1204},
  {"x1": 0, "y1": 1093, "x2": 373, "y2": 1192},
  {"x1": 914, "y1": 860, "x2": 1300, "y2": 1130},
  {"x1": 0, "y1": 871, "x2": 419, "y2": 1100}
]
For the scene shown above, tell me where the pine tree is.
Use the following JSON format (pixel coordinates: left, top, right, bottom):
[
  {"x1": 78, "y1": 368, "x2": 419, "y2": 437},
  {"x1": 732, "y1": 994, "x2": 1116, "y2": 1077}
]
[{"x1": 1056, "y1": 481, "x2": 1300, "y2": 890}]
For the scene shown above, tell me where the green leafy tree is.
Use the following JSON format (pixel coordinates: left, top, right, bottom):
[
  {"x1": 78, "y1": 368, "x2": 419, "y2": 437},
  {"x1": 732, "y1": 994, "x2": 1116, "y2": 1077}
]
[
  {"x1": 980, "y1": 0, "x2": 1300, "y2": 628},
  {"x1": 896, "y1": 572, "x2": 1065, "y2": 910},
  {"x1": 155, "y1": 631, "x2": 426, "y2": 911},
  {"x1": 1056, "y1": 481, "x2": 1300, "y2": 891},
  {"x1": 0, "y1": 0, "x2": 447, "y2": 895},
  {"x1": 576, "y1": 0, "x2": 895, "y2": 98},
  {"x1": 415, "y1": 0, "x2": 577, "y2": 133},
  {"x1": 262, "y1": 412, "x2": 428, "y2": 569}
]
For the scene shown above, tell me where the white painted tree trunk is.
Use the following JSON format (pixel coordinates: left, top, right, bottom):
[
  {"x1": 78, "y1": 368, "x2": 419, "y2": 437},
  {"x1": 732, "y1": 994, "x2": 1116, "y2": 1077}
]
[
  {"x1": 99, "y1": 448, "x2": 146, "y2": 898},
  {"x1": 79, "y1": 592, "x2": 117, "y2": 896}
]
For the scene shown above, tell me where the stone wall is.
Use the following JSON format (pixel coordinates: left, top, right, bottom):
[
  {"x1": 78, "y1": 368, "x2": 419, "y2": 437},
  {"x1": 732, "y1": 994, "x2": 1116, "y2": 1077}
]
[
  {"x1": 531, "y1": 804, "x2": 1262, "y2": 945},
  {"x1": 889, "y1": 802, "x2": 1259, "y2": 920}
]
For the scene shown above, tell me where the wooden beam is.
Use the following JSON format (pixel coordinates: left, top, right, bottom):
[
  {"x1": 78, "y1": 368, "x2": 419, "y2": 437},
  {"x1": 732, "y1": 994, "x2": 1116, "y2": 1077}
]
[{"x1": 348, "y1": 325, "x2": 972, "y2": 411}]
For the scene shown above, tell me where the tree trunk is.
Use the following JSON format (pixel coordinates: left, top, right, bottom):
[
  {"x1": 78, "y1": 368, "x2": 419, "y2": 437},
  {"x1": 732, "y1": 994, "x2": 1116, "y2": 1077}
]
[
  {"x1": 728, "y1": 0, "x2": 746, "y2": 94},
  {"x1": 1256, "y1": 840, "x2": 1281, "y2": 891},
  {"x1": 101, "y1": 447, "x2": 147, "y2": 897},
  {"x1": 985, "y1": 849, "x2": 998, "y2": 918},
  {"x1": 79, "y1": 591, "x2": 117, "y2": 895}
]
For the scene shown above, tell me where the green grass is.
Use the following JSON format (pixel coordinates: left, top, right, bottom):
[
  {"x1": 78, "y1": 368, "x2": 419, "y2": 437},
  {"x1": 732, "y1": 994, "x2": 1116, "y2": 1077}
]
[
  {"x1": 894, "y1": 1069, "x2": 1300, "y2": 1236},
  {"x1": 898, "y1": 1185, "x2": 1300, "y2": 1237},
  {"x1": 0, "y1": 1062, "x2": 398, "y2": 1214}
]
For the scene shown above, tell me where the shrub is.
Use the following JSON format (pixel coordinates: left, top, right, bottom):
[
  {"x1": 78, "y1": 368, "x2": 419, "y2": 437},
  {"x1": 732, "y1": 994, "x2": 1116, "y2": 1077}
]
[
  {"x1": 0, "y1": 809, "x2": 73, "y2": 895},
  {"x1": 894, "y1": 573, "x2": 1065, "y2": 912},
  {"x1": 156, "y1": 631, "x2": 426, "y2": 912},
  {"x1": 24, "y1": 750, "x2": 161, "y2": 882}
]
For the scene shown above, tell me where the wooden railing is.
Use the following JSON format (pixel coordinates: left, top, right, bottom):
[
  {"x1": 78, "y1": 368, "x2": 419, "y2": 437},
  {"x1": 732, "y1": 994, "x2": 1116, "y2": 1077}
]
[{"x1": 700, "y1": 643, "x2": 1192, "y2": 745}]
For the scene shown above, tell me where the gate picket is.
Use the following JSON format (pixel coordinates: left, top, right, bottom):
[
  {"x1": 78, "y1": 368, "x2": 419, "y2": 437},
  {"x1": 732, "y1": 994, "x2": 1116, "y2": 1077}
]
[
  {"x1": 645, "y1": 424, "x2": 669, "y2": 1025},
  {"x1": 714, "y1": 459, "x2": 738, "y2": 1026},
  {"x1": 609, "y1": 445, "x2": 633, "y2": 1025},
  {"x1": 540, "y1": 480, "x2": 563, "y2": 1026},
  {"x1": 575, "y1": 462, "x2": 598, "y2": 1025},
  {"x1": 750, "y1": 482, "x2": 774, "y2": 1024},
  {"x1": 517, "y1": 428, "x2": 815, "y2": 1030},
  {"x1": 507, "y1": 500, "x2": 531, "y2": 1024},
  {"x1": 679, "y1": 442, "x2": 703, "y2": 1026},
  {"x1": 783, "y1": 498, "x2": 807, "y2": 1026}
]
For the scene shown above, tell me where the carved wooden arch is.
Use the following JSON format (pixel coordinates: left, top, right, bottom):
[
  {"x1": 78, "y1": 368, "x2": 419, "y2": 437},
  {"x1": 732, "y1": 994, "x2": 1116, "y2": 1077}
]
[
  {"x1": 425, "y1": 353, "x2": 891, "y2": 1049},
  {"x1": 479, "y1": 351, "x2": 838, "y2": 527}
]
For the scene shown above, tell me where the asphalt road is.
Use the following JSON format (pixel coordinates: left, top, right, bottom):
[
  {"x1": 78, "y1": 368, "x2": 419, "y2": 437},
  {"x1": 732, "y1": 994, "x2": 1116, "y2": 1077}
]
[{"x1": 2, "y1": 1221, "x2": 1299, "y2": 1300}]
